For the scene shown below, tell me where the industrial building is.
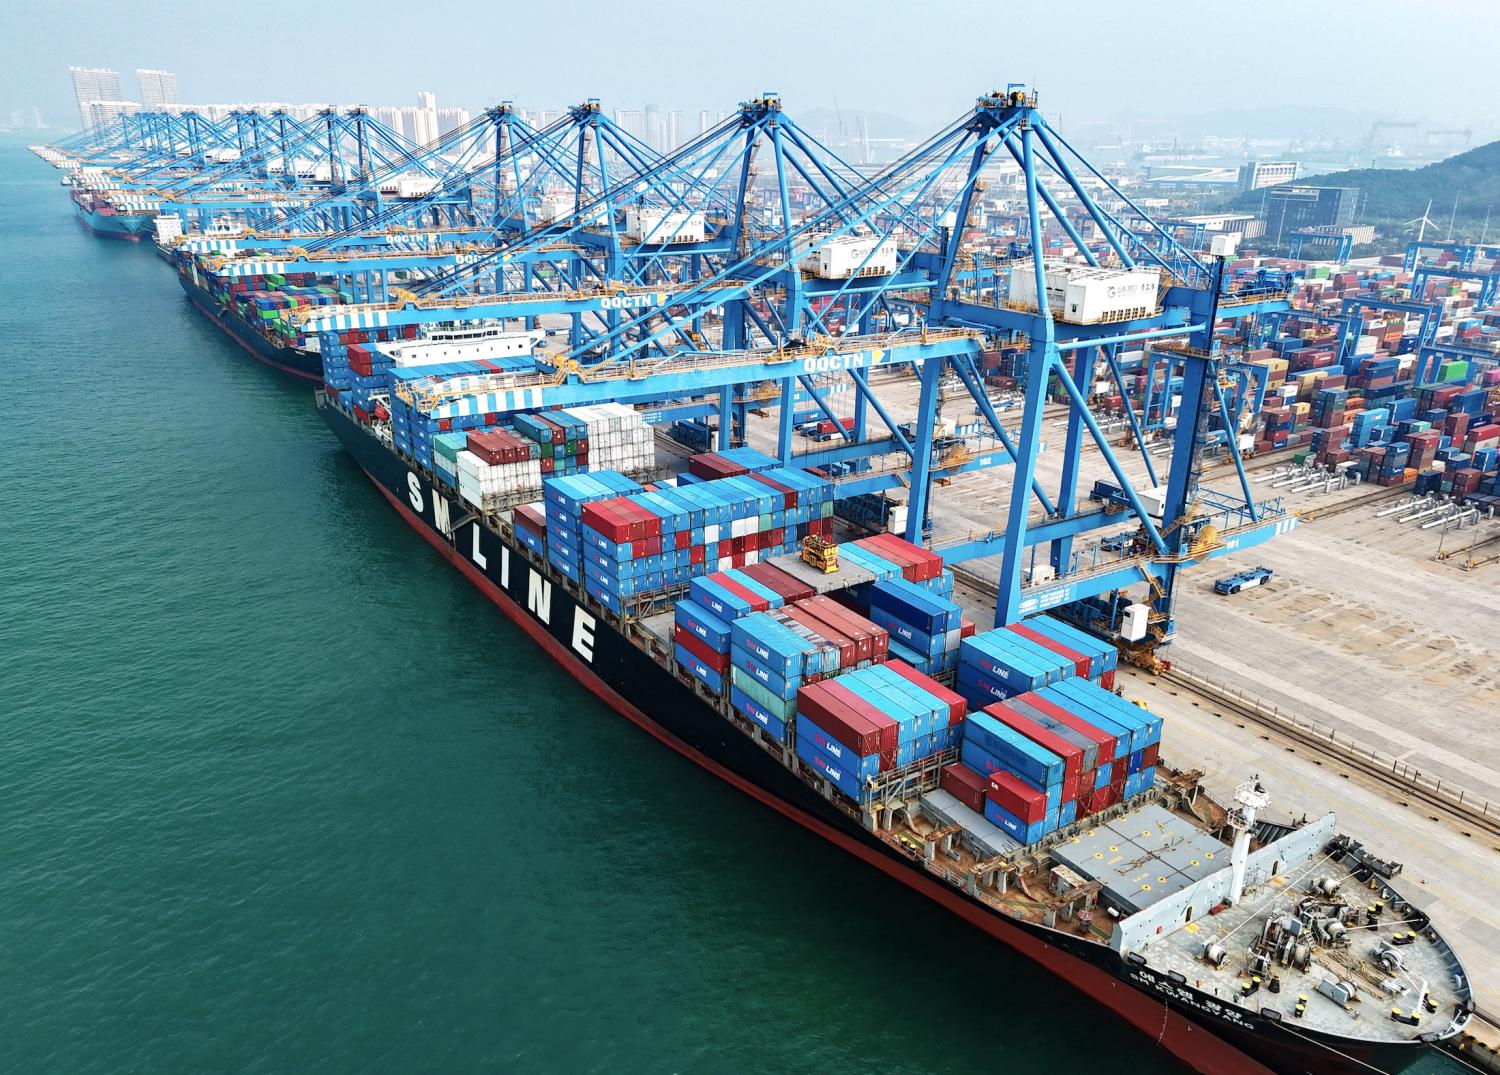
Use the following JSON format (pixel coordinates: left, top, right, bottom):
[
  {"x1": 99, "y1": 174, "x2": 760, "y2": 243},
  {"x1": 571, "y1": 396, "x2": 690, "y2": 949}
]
[{"x1": 1237, "y1": 160, "x2": 1299, "y2": 191}]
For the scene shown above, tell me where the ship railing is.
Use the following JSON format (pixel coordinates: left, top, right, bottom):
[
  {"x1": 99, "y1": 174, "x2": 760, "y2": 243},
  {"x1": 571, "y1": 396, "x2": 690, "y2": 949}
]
[{"x1": 866, "y1": 746, "x2": 959, "y2": 808}]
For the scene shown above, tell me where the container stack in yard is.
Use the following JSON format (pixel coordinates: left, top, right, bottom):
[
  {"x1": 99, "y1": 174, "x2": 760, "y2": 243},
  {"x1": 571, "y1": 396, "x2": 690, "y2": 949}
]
[{"x1": 1217, "y1": 257, "x2": 1500, "y2": 507}]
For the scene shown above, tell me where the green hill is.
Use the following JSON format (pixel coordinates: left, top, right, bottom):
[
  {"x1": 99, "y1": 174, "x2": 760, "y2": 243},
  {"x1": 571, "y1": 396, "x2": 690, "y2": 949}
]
[{"x1": 1227, "y1": 140, "x2": 1500, "y2": 236}]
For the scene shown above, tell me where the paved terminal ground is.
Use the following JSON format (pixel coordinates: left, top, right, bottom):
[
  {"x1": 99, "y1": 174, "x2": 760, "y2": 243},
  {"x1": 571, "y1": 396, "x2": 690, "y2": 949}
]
[
  {"x1": 732, "y1": 369, "x2": 1500, "y2": 1010},
  {"x1": 747, "y1": 372, "x2": 1500, "y2": 805}
]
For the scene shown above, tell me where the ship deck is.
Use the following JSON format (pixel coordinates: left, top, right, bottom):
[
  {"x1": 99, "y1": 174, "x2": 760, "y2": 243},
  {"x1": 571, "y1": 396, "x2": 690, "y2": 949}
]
[{"x1": 1133, "y1": 854, "x2": 1472, "y2": 1045}]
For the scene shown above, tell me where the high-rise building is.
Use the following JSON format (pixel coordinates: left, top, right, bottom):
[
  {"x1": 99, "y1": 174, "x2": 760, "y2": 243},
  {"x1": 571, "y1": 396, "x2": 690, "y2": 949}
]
[
  {"x1": 85, "y1": 100, "x2": 142, "y2": 130},
  {"x1": 644, "y1": 105, "x2": 663, "y2": 152},
  {"x1": 436, "y1": 107, "x2": 470, "y2": 137},
  {"x1": 613, "y1": 109, "x2": 645, "y2": 143},
  {"x1": 70, "y1": 67, "x2": 122, "y2": 128},
  {"x1": 137, "y1": 69, "x2": 178, "y2": 108},
  {"x1": 411, "y1": 91, "x2": 439, "y2": 146},
  {"x1": 370, "y1": 106, "x2": 404, "y2": 137}
]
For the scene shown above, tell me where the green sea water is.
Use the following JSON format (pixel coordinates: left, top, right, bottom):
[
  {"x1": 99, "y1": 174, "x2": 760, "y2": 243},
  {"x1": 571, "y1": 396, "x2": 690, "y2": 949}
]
[{"x1": 0, "y1": 139, "x2": 1455, "y2": 1074}]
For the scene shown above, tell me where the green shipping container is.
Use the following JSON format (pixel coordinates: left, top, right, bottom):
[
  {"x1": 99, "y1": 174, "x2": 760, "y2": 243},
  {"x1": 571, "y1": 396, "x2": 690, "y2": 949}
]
[{"x1": 434, "y1": 431, "x2": 469, "y2": 464}]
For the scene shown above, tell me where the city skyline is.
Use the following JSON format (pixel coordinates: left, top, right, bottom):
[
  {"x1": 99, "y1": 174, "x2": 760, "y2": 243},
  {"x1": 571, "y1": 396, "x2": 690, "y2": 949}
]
[{"x1": 10, "y1": 0, "x2": 1498, "y2": 141}]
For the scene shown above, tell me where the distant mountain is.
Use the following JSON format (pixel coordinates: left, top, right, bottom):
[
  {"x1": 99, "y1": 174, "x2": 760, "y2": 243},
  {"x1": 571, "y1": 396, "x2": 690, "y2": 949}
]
[
  {"x1": 1112, "y1": 105, "x2": 1381, "y2": 144},
  {"x1": 1225, "y1": 139, "x2": 1500, "y2": 231},
  {"x1": 795, "y1": 108, "x2": 931, "y2": 144}
]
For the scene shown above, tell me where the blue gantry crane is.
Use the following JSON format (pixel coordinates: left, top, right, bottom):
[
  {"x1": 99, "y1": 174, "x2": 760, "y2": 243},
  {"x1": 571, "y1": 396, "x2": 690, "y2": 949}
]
[{"x1": 293, "y1": 88, "x2": 1294, "y2": 668}]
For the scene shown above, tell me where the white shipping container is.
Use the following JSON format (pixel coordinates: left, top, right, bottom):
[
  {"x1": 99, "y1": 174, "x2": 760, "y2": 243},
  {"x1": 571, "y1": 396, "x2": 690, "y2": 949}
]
[
  {"x1": 1007, "y1": 261, "x2": 1160, "y2": 323},
  {"x1": 799, "y1": 235, "x2": 898, "y2": 279},
  {"x1": 397, "y1": 177, "x2": 440, "y2": 199},
  {"x1": 624, "y1": 206, "x2": 705, "y2": 244}
]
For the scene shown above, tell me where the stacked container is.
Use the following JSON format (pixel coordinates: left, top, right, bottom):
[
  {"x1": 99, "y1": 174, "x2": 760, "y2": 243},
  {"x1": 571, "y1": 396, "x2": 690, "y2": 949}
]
[
  {"x1": 794, "y1": 661, "x2": 963, "y2": 801},
  {"x1": 944, "y1": 672, "x2": 1166, "y2": 845},
  {"x1": 1011, "y1": 615, "x2": 1118, "y2": 690},
  {"x1": 562, "y1": 469, "x2": 835, "y2": 613},
  {"x1": 842, "y1": 575, "x2": 964, "y2": 675},
  {"x1": 456, "y1": 429, "x2": 544, "y2": 514},
  {"x1": 674, "y1": 598, "x2": 734, "y2": 696},
  {"x1": 542, "y1": 472, "x2": 646, "y2": 585},
  {"x1": 956, "y1": 627, "x2": 1072, "y2": 705},
  {"x1": 684, "y1": 447, "x2": 782, "y2": 480}
]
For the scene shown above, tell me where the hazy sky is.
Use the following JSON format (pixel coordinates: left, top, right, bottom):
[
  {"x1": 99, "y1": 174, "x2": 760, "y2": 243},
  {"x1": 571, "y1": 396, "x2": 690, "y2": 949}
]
[{"x1": 8, "y1": 0, "x2": 1499, "y2": 135}]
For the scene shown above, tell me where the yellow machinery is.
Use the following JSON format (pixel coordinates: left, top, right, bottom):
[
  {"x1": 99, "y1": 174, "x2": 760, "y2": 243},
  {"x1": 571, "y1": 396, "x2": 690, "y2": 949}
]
[{"x1": 801, "y1": 534, "x2": 840, "y2": 574}]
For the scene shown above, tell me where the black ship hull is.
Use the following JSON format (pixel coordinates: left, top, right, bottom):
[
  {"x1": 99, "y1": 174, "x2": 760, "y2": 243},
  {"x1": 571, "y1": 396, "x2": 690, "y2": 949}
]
[
  {"x1": 179, "y1": 272, "x2": 322, "y2": 382},
  {"x1": 319, "y1": 397, "x2": 1438, "y2": 1075}
]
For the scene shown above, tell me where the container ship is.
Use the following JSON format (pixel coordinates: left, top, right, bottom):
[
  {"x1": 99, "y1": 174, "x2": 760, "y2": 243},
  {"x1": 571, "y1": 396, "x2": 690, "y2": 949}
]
[
  {"x1": 174, "y1": 255, "x2": 337, "y2": 380},
  {"x1": 315, "y1": 357, "x2": 1475, "y2": 1075},
  {"x1": 70, "y1": 187, "x2": 152, "y2": 241}
]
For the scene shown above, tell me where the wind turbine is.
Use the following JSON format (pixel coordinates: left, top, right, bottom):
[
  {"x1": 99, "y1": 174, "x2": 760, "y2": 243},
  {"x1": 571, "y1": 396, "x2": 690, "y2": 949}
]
[{"x1": 1404, "y1": 198, "x2": 1438, "y2": 241}]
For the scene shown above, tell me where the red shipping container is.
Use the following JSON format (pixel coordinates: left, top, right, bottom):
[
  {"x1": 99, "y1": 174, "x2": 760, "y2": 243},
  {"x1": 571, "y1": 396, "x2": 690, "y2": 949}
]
[
  {"x1": 689, "y1": 546, "x2": 705, "y2": 566},
  {"x1": 1100, "y1": 669, "x2": 1116, "y2": 692},
  {"x1": 1061, "y1": 769, "x2": 1080, "y2": 808},
  {"x1": 796, "y1": 681, "x2": 883, "y2": 755},
  {"x1": 622, "y1": 500, "x2": 658, "y2": 541},
  {"x1": 582, "y1": 499, "x2": 632, "y2": 543},
  {"x1": 941, "y1": 762, "x2": 987, "y2": 814},
  {"x1": 821, "y1": 680, "x2": 899, "y2": 754},
  {"x1": 982, "y1": 702, "x2": 1083, "y2": 781},
  {"x1": 865, "y1": 532, "x2": 944, "y2": 582},
  {"x1": 740, "y1": 562, "x2": 815, "y2": 603},
  {"x1": 1005, "y1": 622, "x2": 1090, "y2": 679},
  {"x1": 1142, "y1": 742, "x2": 1160, "y2": 768},
  {"x1": 514, "y1": 503, "x2": 547, "y2": 536},
  {"x1": 857, "y1": 534, "x2": 917, "y2": 579},
  {"x1": 960, "y1": 618, "x2": 977, "y2": 639},
  {"x1": 750, "y1": 472, "x2": 797, "y2": 509},
  {"x1": 885, "y1": 658, "x2": 966, "y2": 726},
  {"x1": 987, "y1": 770, "x2": 1048, "y2": 824},
  {"x1": 711, "y1": 572, "x2": 771, "y2": 612},
  {"x1": 801, "y1": 596, "x2": 886, "y2": 662},
  {"x1": 782, "y1": 606, "x2": 856, "y2": 669},
  {"x1": 688, "y1": 452, "x2": 748, "y2": 480},
  {"x1": 1014, "y1": 690, "x2": 1115, "y2": 764},
  {"x1": 674, "y1": 625, "x2": 727, "y2": 672},
  {"x1": 787, "y1": 603, "x2": 860, "y2": 665}
]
